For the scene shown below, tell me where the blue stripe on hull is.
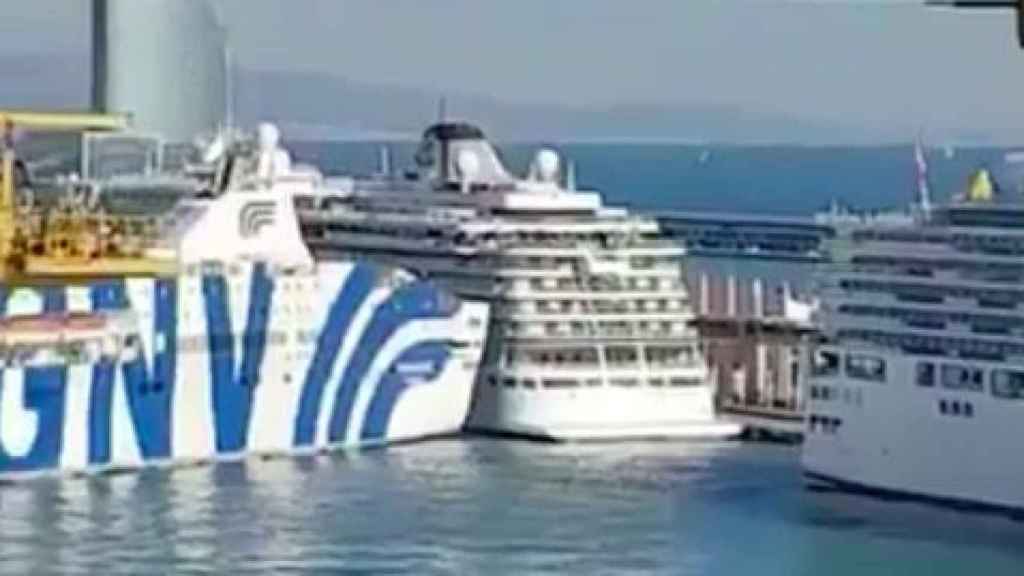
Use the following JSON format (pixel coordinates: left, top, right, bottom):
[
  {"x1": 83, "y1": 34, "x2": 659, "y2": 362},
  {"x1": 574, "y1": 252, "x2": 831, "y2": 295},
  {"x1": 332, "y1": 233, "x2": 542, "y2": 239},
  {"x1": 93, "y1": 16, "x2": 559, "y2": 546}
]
[
  {"x1": 90, "y1": 279, "x2": 178, "y2": 461},
  {"x1": 0, "y1": 268, "x2": 470, "y2": 477},
  {"x1": 203, "y1": 263, "x2": 274, "y2": 454},
  {"x1": 41, "y1": 286, "x2": 66, "y2": 313},
  {"x1": 360, "y1": 342, "x2": 450, "y2": 442},
  {"x1": 88, "y1": 361, "x2": 116, "y2": 466},
  {"x1": 0, "y1": 367, "x2": 68, "y2": 472},
  {"x1": 328, "y1": 282, "x2": 456, "y2": 443},
  {"x1": 804, "y1": 470, "x2": 1024, "y2": 518},
  {"x1": 292, "y1": 263, "x2": 375, "y2": 447}
]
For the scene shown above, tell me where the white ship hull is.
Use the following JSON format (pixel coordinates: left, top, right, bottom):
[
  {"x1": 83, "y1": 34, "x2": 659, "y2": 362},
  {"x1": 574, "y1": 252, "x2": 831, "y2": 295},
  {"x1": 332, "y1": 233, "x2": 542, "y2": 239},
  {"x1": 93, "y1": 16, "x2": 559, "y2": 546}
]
[
  {"x1": 802, "y1": 349, "x2": 1024, "y2": 513},
  {"x1": 0, "y1": 262, "x2": 488, "y2": 479},
  {"x1": 467, "y1": 331, "x2": 739, "y2": 441},
  {"x1": 468, "y1": 383, "x2": 740, "y2": 441}
]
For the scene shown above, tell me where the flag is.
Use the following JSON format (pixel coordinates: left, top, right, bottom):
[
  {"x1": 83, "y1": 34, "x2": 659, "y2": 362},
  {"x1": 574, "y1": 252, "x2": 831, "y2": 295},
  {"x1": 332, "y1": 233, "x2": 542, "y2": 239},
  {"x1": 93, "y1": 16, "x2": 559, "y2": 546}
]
[{"x1": 914, "y1": 136, "x2": 932, "y2": 213}]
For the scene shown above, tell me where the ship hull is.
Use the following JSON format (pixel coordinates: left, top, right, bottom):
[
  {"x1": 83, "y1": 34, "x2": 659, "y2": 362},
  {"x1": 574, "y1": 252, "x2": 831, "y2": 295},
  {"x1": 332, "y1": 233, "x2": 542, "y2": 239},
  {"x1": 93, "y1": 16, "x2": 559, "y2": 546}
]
[
  {"x1": 802, "y1": 350, "x2": 1024, "y2": 514},
  {"x1": 803, "y1": 471, "x2": 1024, "y2": 517},
  {"x1": 467, "y1": 386, "x2": 741, "y2": 441},
  {"x1": 0, "y1": 261, "x2": 487, "y2": 479},
  {"x1": 466, "y1": 330, "x2": 740, "y2": 442}
]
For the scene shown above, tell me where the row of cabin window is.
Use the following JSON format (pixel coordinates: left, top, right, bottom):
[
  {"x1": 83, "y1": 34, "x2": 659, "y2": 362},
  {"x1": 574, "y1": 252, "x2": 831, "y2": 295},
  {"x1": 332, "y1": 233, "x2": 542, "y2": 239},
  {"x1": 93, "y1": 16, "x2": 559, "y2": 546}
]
[
  {"x1": 916, "y1": 362, "x2": 1024, "y2": 400},
  {"x1": 836, "y1": 329, "x2": 1017, "y2": 363},
  {"x1": 527, "y1": 299, "x2": 686, "y2": 314},
  {"x1": 837, "y1": 304, "x2": 1024, "y2": 335},
  {"x1": 817, "y1": 351, "x2": 1024, "y2": 400},
  {"x1": 487, "y1": 375, "x2": 701, "y2": 389},
  {"x1": 505, "y1": 346, "x2": 697, "y2": 367},
  {"x1": 838, "y1": 279, "x2": 1022, "y2": 310},
  {"x1": 850, "y1": 230, "x2": 1024, "y2": 255},
  {"x1": 523, "y1": 276, "x2": 680, "y2": 292},
  {"x1": 505, "y1": 320, "x2": 688, "y2": 337},
  {"x1": 812, "y1": 351, "x2": 885, "y2": 382},
  {"x1": 851, "y1": 229, "x2": 1024, "y2": 250},
  {"x1": 515, "y1": 277, "x2": 686, "y2": 293}
]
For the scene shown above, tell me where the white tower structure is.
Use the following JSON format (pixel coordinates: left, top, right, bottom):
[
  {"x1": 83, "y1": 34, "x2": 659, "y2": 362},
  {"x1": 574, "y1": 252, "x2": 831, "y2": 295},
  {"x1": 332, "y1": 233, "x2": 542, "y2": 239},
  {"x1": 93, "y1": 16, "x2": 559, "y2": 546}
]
[{"x1": 92, "y1": 0, "x2": 228, "y2": 143}]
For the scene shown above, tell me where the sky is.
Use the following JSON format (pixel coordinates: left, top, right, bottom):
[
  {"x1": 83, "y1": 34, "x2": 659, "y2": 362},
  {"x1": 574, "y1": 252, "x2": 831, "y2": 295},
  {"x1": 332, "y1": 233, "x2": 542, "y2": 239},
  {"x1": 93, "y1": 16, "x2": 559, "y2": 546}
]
[{"x1": 2, "y1": 0, "x2": 1024, "y2": 143}]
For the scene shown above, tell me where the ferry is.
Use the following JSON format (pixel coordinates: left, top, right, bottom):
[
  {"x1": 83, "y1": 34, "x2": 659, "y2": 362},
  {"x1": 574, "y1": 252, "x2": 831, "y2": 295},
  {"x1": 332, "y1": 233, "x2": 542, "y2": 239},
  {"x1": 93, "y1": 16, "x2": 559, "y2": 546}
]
[
  {"x1": 0, "y1": 112, "x2": 487, "y2": 479},
  {"x1": 802, "y1": 168, "x2": 1024, "y2": 513},
  {"x1": 298, "y1": 121, "x2": 739, "y2": 441}
]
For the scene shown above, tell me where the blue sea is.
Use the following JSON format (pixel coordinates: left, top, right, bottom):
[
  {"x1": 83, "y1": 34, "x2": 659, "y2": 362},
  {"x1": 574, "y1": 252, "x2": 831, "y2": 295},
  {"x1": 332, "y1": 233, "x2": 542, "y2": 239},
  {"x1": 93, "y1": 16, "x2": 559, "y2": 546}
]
[
  {"x1": 291, "y1": 141, "x2": 1022, "y2": 215},
  {"x1": 4, "y1": 143, "x2": 1024, "y2": 575}
]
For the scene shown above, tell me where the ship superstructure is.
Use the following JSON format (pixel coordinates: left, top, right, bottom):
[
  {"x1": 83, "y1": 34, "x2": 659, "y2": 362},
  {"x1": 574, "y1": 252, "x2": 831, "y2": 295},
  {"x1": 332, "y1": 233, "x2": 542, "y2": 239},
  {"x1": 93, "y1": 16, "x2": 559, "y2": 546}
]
[
  {"x1": 803, "y1": 182, "x2": 1024, "y2": 512},
  {"x1": 0, "y1": 113, "x2": 487, "y2": 478},
  {"x1": 298, "y1": 122, "x2": 738, "y2": 440}
]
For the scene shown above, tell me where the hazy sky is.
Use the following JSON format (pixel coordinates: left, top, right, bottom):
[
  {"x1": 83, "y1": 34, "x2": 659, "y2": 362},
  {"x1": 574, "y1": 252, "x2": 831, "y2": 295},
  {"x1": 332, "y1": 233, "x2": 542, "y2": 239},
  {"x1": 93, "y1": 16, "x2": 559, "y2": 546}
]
[{"x1": 3, "y1": 0, "x2": 1024, "y2": 142}]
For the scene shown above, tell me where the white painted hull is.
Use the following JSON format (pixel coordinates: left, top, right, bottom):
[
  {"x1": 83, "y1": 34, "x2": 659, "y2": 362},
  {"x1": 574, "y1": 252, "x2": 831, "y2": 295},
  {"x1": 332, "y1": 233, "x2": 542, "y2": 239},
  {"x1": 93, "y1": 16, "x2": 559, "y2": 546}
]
[
  {"x1": 802, "y1": 349, "x2": 1024, "y2": 512},
  {"x1": 0, "y1": 261, "x2": 488, "y2": 479},
  {"x1": 467, "y1": 380, "x2": 740, "y2": 441}
]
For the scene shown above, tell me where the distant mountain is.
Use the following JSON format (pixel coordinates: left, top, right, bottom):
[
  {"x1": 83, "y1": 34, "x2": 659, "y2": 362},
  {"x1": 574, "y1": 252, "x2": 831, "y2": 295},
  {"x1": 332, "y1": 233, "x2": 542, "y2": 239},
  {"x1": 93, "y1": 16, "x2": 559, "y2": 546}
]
[
  {"x1": 0, "y1": 52, "x2": 89, "y2": 109},
  {"x1": 0, "y1": 54, "x2": 950, "y2": 144},
  {"x1": 236, "y1": 68, "x2": 863, "y2": 144}
]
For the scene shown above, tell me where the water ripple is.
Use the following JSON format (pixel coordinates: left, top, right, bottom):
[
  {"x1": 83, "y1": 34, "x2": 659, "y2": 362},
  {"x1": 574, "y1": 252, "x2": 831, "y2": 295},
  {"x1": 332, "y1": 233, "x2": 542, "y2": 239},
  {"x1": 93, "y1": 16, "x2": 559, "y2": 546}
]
[{"x1": 0, "y1": 440, "x2": 1022, "y2": 575}]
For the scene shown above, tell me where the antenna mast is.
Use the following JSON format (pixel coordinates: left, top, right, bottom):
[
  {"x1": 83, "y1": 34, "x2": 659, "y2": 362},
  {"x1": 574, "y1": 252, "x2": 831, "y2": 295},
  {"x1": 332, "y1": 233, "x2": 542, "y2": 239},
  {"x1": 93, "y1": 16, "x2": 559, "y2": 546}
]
[{"x1": 914, "y1": 132, "x2": 932, "y2": 219}]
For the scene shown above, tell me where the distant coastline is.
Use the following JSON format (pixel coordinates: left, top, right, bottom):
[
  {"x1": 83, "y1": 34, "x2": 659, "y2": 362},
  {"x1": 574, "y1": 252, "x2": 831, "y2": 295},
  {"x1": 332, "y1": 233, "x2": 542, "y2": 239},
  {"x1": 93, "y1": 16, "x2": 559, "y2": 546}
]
[{"x1": 2, "y1": 52, "x2": 1022, "y2": 147}]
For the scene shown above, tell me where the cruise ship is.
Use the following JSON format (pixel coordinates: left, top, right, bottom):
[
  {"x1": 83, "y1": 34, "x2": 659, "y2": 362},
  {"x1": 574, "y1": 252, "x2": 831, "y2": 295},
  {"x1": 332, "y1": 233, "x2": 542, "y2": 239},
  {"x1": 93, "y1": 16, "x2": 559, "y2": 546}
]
[
  {"x1": 298, "y1": 122, "x2": 739, "y2": 440},
  {"x1": 0, "y1": 112, "x2": 487, "y2": 479},
  {"x1": 802, "y1": 173, "x2": 1024, "y2": 513}
]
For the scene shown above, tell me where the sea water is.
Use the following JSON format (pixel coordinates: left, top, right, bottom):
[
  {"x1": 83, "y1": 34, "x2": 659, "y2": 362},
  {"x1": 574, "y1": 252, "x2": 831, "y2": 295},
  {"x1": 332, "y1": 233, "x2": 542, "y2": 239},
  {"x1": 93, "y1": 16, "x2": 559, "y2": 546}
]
[
  {"x1": 0, "y1": 440, "x2": 1020, "y2": 575},
  {"x1": 2, "y1": 143, "x2": 1022, "y2": 575}
]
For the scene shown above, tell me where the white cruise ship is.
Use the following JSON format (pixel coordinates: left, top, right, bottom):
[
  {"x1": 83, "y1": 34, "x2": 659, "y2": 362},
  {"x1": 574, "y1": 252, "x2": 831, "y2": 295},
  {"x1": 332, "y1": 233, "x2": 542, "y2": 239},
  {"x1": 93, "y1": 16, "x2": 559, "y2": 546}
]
[
  {"x1": 803, "y1": 176, "x2": 1024, "y2": 513},
  {"x1": 298, "y1": 122, "x2": 739, "y2": 441}
]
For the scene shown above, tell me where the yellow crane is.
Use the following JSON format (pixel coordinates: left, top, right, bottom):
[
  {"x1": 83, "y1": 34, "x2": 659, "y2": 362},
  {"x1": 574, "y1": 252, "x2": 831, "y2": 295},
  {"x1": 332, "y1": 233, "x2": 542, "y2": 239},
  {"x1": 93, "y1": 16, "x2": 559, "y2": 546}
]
[{"x1": 0, "y1": 110, "x2": 177, "y2": 284}]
